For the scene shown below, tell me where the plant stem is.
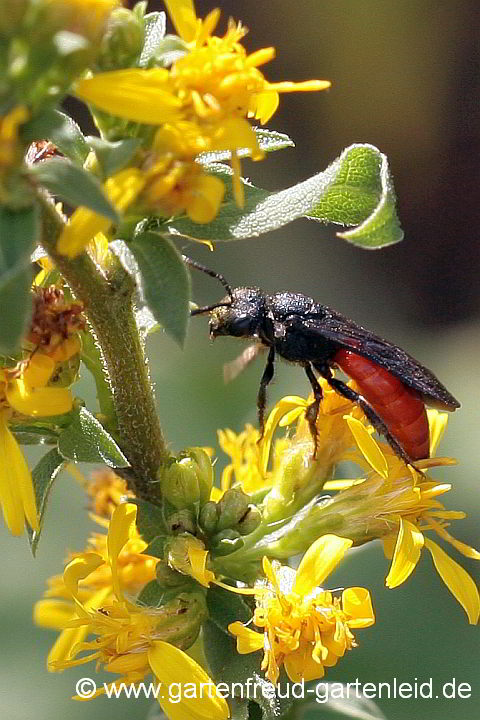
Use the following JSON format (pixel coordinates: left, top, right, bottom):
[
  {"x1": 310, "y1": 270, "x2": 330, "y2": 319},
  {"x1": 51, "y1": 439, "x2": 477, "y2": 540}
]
[{"x1": 40, "y1": 199, "x2": 169, "y2": 499}]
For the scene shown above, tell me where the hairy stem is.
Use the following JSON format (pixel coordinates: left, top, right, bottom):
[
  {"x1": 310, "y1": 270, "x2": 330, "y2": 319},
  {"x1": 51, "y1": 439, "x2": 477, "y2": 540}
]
[{"x1": 40, "y1": 199, "x2": 169, "y2": 499}]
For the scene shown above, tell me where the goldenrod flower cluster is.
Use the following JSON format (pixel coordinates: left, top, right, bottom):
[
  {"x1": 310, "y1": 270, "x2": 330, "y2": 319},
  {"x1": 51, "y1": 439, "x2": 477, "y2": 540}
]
[
  {"x1": 0, "y1": 286, "x2": 83, "y2": 535},
  {"x1": 57, "y1": 0, "x2": 329, "y2": 257}
]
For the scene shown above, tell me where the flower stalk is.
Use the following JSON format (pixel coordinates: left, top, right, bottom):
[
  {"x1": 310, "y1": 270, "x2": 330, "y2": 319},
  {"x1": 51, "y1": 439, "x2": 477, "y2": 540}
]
[{"x1": 39, "y1": 198, "x2": 169, "y2": 497}]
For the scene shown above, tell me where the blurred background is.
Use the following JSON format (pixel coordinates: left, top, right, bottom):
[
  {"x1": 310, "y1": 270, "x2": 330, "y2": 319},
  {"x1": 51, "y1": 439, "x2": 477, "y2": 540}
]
[{"x1": 1, "y1": 1, "x2": 479, "y2": 719}]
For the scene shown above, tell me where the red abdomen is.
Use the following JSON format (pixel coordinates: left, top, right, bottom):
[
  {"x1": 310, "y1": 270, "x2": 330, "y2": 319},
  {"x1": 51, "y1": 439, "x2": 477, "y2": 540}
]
[{"x1": 334, "y1": 349, "x2": 430, "y2": 460}]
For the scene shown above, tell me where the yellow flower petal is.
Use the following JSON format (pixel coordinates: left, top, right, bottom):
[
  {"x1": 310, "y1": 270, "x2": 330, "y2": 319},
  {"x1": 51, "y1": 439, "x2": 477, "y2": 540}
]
[
  {"x1": 268, "y1": 80, "x2": 331, "y2": 93},
  {"x1": 164, "y1": 0, "x2": 197, "y2": 43},
  {"x1": 0, "y1": 412, "x2": 38, "y2": 534},
  {"x1": 187, "y1": 544, "x2": 215, "y2": 587},
  {"x1": 33, "y1": 599, "x2": 77, "y2": 630},
  {"x1": 294, "y1": 535, "x2": 353, "y2": 595},
  {"x1": 261, "y1": 396, "x2": 307, "y2": 473},
  {"x1": 47, "y1": 626, "x2": 89, "y2": 669},
  {"x1": 344, "y1": 416, "x2": 388, "y2": 478},
  {"x1": 75, "y1": 70, "x2": 183, "y2": 125},
  {"x1": 284, "y1": 645, "x2": 325, "y2": 683},
  {"x1": 148, "y1": 640, "x2": 230, "y2": 720},
  {"x1": 250, "y1": 90, "x2": 279, "y2": 124},
  {"x1": 63, "y1": 553, "x2": 104, "y2": 610},
  {"x1": 228, "y1": 622, "x2": 264, "y2": 653},
  {"x1": 427, "y1": 409, "x2": 448, "y2": 456},
  {"x1": 431, "y1": 521, "x2": 480, "y2": 560},
  {"x1": 22, "y1": 355, "x2": 55, "y2": 386},
  {"x1": 107, "y1": 502, "x2": 138, "y2": 599},
  {"x1": 425, "y1": 538, "x2": 480, "y2": 624},
  {"x1": 342, "y1": 587, "x2": 375, "y2": 628},
  {"x1": 57, "y1": 168, "x2": 146, "y2": 258},
  {"x1": 6, "y1": 382, "x2": 73, "y2": 417},
  {"x1": 186, "y1": 173, "x2": 225, "y2": 223},
  {"x1": 386, "y1": 518, "x2": 424, "y2": 588}
]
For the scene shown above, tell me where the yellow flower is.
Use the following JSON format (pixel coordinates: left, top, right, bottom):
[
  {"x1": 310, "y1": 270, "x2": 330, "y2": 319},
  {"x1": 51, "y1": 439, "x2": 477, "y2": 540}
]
[
  {"x1": 218, "y1": 424, "x2": 271, "y2": 494},
  {"x1": 0, "y1": 106, "x2": 28, "y2": 168},
  {"x1": 38, "y1": 502, "x2": 229, "y2": 719},
  {"x1": 321, "y1": 411, "x2": 480, "y2": 624},
  {"x1": 166, "y1": 535, "x2": 216, "y2": 587},
  {"x1": 57, "y1": 168, "x2": 146, "y2": 258},
  {"x1": 75, "y1": 2, "x2": 329, "y2": 208},
  {"x1": 217, "y1": 381, "x2": 364, "y2": 520},
  {"x1": 261, "y1": 379, "x2": 364, "y2": 476},
  {"x1": 86, "y1": 467, "x2": 132, "y2": 517},
  {"x1": 0, "y1": 352, "x2": 74, "y2": 535},
  {"x1": 143, "y1": 155, "x2": 225, "y2": 223},
  {"x1": 229, "y1": 535, "x2": 374, "y2": 684},
  {"x1": 0, "y1": 409, "x2": 38, "y2": 535}
]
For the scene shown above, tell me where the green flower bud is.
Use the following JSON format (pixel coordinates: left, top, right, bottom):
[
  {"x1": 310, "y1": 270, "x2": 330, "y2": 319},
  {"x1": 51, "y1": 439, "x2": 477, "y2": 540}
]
[
  {"x1": 216, "y1": 488, "x2": 250, "y2": 532},
  {"x1": 156, "y1": 562, "x2": 187, "y2": 588},
  {"x1": 96, "y1": 9, "x2": 144, "y2": 71},
  {"x1": 199, "y1": 501, "x2": 218, "y2": 534},
  {"x1": 155, "y1": 591, "x2": 208, "y2": 650},
  {"x1": 166, "y1": 509, "x2": 196, "y2": 535},
  {"x1": 161, "y1": 459, "x2": 200, "y2": 510},
  {"x1": 184, "y1": 447, "x2": 213, "y2": 504},
  {"x1": 235, "y1": 504, "x2": 262, "y2": 535},
  {"x1": 211, "y1": 529, "x2": 244, "y2": 556}
]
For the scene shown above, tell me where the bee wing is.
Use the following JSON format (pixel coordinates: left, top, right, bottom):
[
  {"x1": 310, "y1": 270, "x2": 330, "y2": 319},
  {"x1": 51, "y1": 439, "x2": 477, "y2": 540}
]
[
  {"x1": 301, "y1": 307, "x2": 460, "y2": 410},
  {"x1": 223, "y1": 344, "x2": 263, "y2": 383}
]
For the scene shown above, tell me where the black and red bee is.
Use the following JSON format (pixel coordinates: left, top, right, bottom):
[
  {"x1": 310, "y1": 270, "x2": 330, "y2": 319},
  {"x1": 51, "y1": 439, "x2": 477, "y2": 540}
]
[{"x1": 185, "y1": 257, "x2": 460, "y2": 465}]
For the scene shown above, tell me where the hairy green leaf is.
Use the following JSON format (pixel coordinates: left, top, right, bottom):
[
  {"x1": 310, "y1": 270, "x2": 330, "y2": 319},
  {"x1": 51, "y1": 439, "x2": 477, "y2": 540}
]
[
  {"x1": 203, "y1": 620, "x2": 294, "y2": 720},
  {"x1": 12, "y1": 425, "x2": 59, "y2": 445},
  {"x1": 88, "y1": 136, "x2": 141, "y2": 178},
  {"x1": 57, "y1": 407, "x2": 128, "y2": 466},
  {"x1": 168, "y1": 144, "x2": 403, "y2": 249},
  {"x1": 198, "y1": 128, "x2": 295, "y2": 164},
  {"x1": 129, "y1": 231, "x2": 191, "y2": 347},
  {"x1": 139, "y1": 11, "x2": 166, "y2": 66},
  {"x1": 22, "y1": 109, "x2": 89, "y2": 165},
  {"x1": 130, "y1": 497, "x2": 166, "y2": 542},
  {"x1": 29, "y1": 158, "x2": 119, "y2": 222},
  {"x1": 0, "y1": 205, "x2": 37, "y2": 352},
  {"x1": 207, "y1": 584, "x2": 252, "y2": 632},
  {"x1": 28, "y1": 449, "x2": 65, "y2": 556}
]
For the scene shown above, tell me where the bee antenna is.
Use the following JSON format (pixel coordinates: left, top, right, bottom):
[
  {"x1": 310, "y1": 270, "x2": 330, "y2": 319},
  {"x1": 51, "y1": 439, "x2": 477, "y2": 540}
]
[{"x1": 182, "y1": 255, "x2": 234, "y2": 301}]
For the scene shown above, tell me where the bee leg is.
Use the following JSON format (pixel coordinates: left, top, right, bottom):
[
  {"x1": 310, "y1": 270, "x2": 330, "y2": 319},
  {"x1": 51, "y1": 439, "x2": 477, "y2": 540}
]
[
  {"x1": 316, "y1": 364, "x2": 414, "y2": 467},
  {"x1": 304, "y1": 363, "x2": 323, "y2": 457},
  {"x1": 257, "y1": 346, "x2": 275, "y2": 440}
]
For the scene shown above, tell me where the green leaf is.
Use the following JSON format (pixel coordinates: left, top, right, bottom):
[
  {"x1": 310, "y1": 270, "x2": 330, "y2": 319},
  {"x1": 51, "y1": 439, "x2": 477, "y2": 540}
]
[
  {"x1": 129, "y1": 231, "x2": 191, "y2": 347},
  {"x1": 57, "y1": 407, "x2": 129, "y2": 466},
  {"x1": 27, "y1": 449, "x2": 65, "y2": 556},
  {"x1": 137, "y1": 579, "x2": 164, "y2": 606},
  {"x1": 143, "y1": 535, "x2": 167, "y2": 558},
  {"x1": 139, "y1": 11, "x2": 166, "y2": 66},
  {"x1": 255, "y1": 128, "x2": 295, "y2": 153},
  {"x1": 168, "y1": 144, "x2": 403, "y2": 249},
  {"x1": 203, "y1": 620, "x2": 294, "y2": 720},
  {"x1": 12, "y1": 425, "x2": 59, "y2": 446},
  {"x1": 306, "y1": 144, "x2": 403, "y2": 248},
  {"x1": 22, "y1": 109, "x2": 89, "y2": 165},
  {"x1": 0, "y1": 204, "x2": 37, "y2": 353},
  {"x1": 130, "y1": 497, "x2": 166, "y2": 542},
  {"x1": 198, "y1": 128, "x2": 295, "y2": 164},
  {"x1": 88, "y1": 136, "x2": 141, "y2": 178},
  {"x1": 29, "y1": 158, "x2": 119, "y2": 222},
  {"x1": 206, "y1": 584, "x2": 252, "y2": 632}
]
